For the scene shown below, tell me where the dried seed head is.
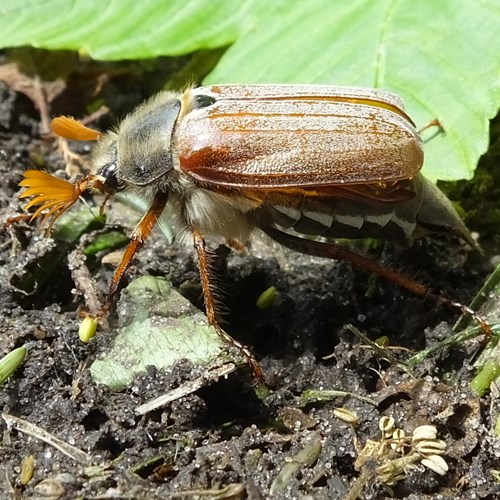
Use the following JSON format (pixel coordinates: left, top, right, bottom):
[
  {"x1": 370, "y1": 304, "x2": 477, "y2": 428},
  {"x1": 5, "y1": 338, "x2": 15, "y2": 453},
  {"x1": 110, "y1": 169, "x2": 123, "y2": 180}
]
[
  {"x1": 414, "y1": 439, "x2": 447, "y2": 455},
  {"x1": 412, "y1": 424, "x2": 438, "y2": 442},
  {"x1": 390, "y1": 428, "x2": 406, "y2": 452},
  {"x1": 421, "y1": 454, "x2": 449, "y2": 476},
  {"x1": 379, "y1": 416, "x2": 395, "y2": 435},
  {"x1": 333, "y1": 407, "x2": 360, "y2": 425}
]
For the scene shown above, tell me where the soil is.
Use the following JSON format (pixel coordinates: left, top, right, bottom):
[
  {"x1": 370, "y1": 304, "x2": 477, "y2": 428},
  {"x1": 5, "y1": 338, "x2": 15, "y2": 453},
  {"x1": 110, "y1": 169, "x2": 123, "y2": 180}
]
[{"x1": 1, "y1": 77, "x2": 499, "y2": 500}]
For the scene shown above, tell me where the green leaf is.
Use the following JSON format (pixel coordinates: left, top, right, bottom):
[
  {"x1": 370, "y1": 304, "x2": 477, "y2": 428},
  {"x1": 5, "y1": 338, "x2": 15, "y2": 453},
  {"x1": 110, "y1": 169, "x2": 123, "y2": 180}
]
[
  {"x1": 90, "y1": 275, "x2": 237, "y2": 390},
  {"x1": 0, "y1": 347, "x2": 27, "y2": 385},
  {"x1": 470, "y1": 359, "x2": 500, "y2": 396},
  {"x1": 206, "y1": 1, "x2": 500, "y2": 182},
  {"x1": 1, "y1": 0, "x2": 499, "y2": 181},
  {"x1": 53, "y1": 206, "x2": 105, "y2": 244},
  {"x1": 0, "y1": 0, "x2": 262, "y2": 59},
  {"x1": 83, "y1": 230, "x2": 128, "y2": 256}
]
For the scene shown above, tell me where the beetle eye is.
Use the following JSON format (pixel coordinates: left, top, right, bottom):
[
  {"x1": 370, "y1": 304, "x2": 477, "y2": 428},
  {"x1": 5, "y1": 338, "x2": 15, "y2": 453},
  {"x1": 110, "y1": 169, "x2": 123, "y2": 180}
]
[
  {"x1": 193, "y1": 94, "x2": 216, "y2": 109},
  {"x1": 99, "y1": 162, "x2": 119, "y2": 191}
]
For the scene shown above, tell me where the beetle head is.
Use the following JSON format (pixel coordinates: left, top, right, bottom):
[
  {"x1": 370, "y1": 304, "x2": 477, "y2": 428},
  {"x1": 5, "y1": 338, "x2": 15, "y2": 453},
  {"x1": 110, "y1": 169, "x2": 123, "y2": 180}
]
[{"x1": 93, "y1": 93, "x2": 182, "y2": 192}]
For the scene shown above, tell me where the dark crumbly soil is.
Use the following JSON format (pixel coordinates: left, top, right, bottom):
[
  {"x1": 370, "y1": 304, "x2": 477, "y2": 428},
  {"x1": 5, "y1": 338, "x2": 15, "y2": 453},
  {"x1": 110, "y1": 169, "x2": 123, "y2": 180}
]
[{"x1": 1, "y1": 80, "x2": 499, "y2": 500}]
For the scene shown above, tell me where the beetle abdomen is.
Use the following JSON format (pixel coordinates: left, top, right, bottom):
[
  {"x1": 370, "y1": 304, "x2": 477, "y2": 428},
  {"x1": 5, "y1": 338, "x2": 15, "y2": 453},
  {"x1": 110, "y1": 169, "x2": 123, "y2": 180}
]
[
  {"x1": 266, "y1": 194, "x2": 419, "y2": 243},
  {"x1": 263, "y1": 174, "x2": 475, "y2": 246}
]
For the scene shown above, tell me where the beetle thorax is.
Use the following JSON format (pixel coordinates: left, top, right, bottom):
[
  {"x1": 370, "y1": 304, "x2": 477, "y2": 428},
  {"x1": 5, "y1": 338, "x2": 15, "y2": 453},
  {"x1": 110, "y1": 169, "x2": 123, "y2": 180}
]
[{"x1": 169, "y1": 174, "x2": 257, "y2": 244}]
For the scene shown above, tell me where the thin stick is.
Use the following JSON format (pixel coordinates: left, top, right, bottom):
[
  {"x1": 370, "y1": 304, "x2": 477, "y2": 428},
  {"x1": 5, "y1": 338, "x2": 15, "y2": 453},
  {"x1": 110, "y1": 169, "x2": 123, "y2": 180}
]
[{"x1": 2, "y1": 413, "x2": 92, "y2": 465}]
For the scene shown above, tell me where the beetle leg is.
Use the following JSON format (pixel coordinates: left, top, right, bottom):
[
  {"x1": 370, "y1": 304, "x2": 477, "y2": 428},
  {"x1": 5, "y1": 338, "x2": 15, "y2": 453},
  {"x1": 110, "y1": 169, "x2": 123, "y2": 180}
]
[
  {"x1": 261, "y1": 225, "x2": 492, "y2": 336},
  {"x1": 192, "y1": 227, "x2": 263, "y2": 380},
  {"x1": 225, "y1": 238, "x2": 246, "y2": 251},
  {"x1": 4, "y1": 213, "x2": 33, "y2": 227},
  {"x1": 100, "y1": 192, "x2": 169, "y2": 316},
  {"x1": 418, "y1": 118, "x2": 444, "y2": 138}
]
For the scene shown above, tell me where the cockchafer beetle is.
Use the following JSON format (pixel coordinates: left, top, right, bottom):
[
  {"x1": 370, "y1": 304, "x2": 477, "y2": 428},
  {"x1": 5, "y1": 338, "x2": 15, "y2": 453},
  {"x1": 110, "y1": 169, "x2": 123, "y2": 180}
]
[{"x1": 17, "y1": 84, "x2": 490, "y2": 377}]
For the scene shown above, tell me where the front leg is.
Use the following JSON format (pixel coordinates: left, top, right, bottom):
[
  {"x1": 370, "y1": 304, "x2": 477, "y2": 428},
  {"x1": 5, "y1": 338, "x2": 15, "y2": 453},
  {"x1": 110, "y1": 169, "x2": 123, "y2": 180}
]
[{"x1": 100, "y1": 192, "x2": 169, "y2": 316}]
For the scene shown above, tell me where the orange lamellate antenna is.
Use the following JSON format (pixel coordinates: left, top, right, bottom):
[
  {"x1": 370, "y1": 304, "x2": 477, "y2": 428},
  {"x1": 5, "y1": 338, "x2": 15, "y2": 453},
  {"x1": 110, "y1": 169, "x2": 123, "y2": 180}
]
[
  {"x1": 17, "y1": 116, "x2": 104, "y2": 229},
  {"x1": 20, "y1": 170, "x2": 87, "y2": 227},
  {"x1": 51, "y1": 116, "x2": 103, "y2": 141},
  {"x1": 18, "y1": 170, "x2": 102, "y2": 230}
]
